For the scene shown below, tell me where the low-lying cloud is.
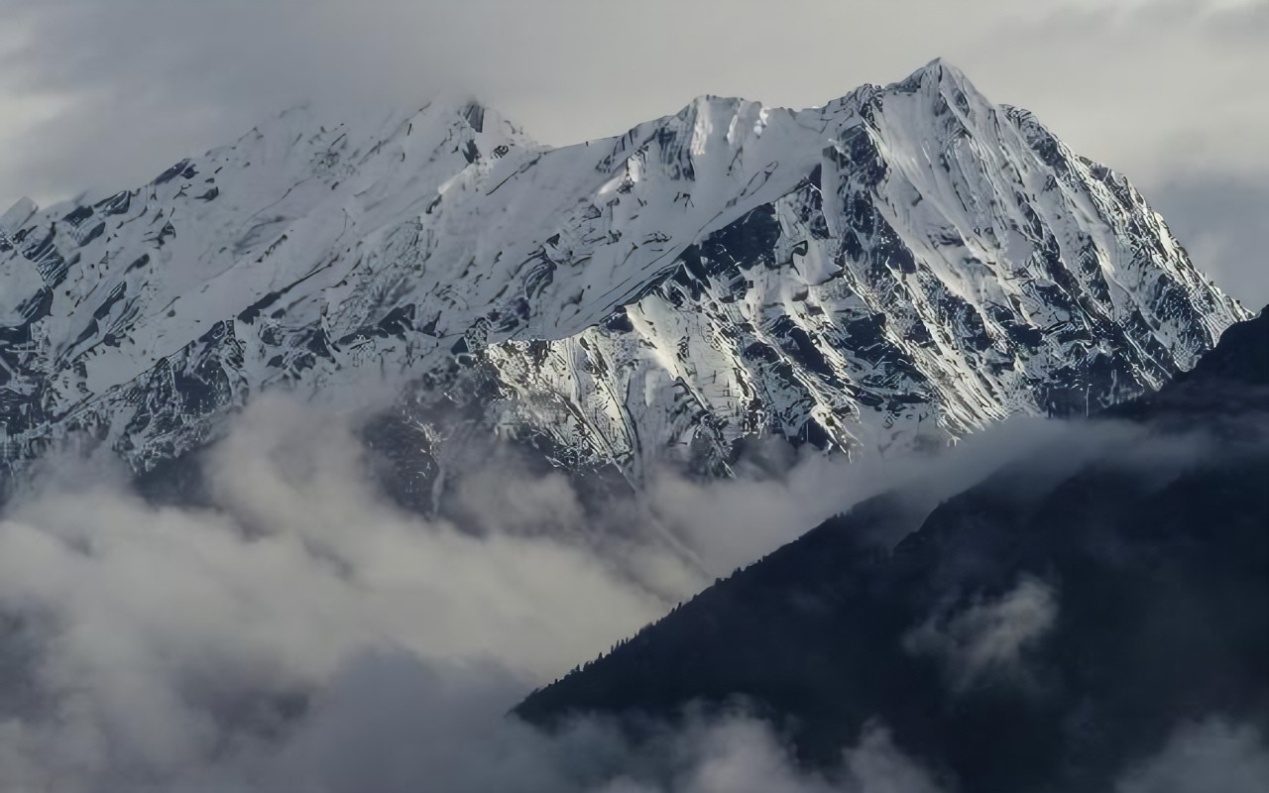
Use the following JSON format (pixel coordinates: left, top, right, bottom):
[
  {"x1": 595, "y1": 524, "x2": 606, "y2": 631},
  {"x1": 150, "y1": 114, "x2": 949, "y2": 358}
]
[
  {"x1": 646, "y1": 414, "x2": 1153, "y2": 577},
  {"x1": 0, "y1": 397, "x2": 662, "y2": 789},
  {"x1": 0, "y1": 395, "x2": 969, "y2": 792},
  {"x1": 1116, "y1": 719, "x2": 1269, "y2": 793},
  {"x1": 0, "y1": 393, "x2": 1257, "y2": 790}
]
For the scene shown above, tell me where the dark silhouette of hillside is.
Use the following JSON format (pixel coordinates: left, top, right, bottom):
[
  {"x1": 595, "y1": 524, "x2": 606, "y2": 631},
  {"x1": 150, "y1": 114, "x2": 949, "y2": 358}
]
[{"x1": 517, "y1": 308, "x2": 1269, "y2": 792}]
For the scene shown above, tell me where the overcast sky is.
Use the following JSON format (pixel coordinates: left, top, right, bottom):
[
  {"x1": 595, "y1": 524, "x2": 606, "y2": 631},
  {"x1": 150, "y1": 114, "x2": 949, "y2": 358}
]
[{"x1": 0, "y1": 0, "x2": 1265, "y2": 307}]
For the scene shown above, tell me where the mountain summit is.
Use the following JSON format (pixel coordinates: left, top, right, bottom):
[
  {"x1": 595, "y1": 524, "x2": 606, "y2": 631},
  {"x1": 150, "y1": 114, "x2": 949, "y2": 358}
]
[{"x1": 0, "y1": 61, "x2": 1246, "y2": 496}]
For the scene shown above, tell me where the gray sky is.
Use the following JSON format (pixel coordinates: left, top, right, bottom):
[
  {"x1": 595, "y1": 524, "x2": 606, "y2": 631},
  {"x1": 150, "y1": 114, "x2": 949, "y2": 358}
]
[{"x1": 0, "y1": 0, "x2": 1265, "y2": 307}]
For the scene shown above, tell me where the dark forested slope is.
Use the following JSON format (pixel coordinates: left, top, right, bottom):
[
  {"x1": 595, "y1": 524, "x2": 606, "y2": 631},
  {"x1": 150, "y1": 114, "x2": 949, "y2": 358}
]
[{"x1": 517, "y1": 308, "x2": 1269, "y2": 792}]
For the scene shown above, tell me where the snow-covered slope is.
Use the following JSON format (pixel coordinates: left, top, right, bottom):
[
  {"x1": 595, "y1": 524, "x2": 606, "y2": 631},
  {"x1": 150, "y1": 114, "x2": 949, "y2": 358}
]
[{"x1": 0, "y1": 60, "x2": 1247, "y2": 489}]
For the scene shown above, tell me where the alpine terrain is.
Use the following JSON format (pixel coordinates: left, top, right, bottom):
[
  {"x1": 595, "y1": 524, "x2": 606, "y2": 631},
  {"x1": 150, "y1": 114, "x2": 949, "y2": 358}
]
[
  {"x1": 516, "y1": 306, "x2": 1269, "y2": 793},
  {"x1": 0, "y1": 60, "x2": 1246, "y2": 502}
]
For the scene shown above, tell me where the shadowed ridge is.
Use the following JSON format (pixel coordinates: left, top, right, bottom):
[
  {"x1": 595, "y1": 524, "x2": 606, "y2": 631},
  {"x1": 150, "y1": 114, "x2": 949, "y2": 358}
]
[{"x1": 514, "y1": 307, "x2": 1269, "y2": 792}]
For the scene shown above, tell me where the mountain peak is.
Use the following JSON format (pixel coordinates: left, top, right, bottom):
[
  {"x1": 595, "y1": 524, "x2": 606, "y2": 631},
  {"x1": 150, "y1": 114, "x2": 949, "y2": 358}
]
[
  {"x1": 0, "y1": 61, "x2": 1246, "y2": 495},
  {"x1": 915, "y1": 56, "x2": 970, "y2": 83},
  {"x1": 885, "y1": 56, "x2": 984, "y2": 110}
]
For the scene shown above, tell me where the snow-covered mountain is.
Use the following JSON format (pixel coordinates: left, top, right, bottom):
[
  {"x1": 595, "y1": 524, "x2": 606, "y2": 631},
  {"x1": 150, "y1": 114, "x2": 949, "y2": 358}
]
[{"x1": 0, "y1": 60, "x2": 1247, "y2": 494}]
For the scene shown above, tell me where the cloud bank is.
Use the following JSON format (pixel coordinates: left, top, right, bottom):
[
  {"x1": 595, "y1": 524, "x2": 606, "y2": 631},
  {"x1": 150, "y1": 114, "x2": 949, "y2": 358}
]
[
  {"x1": 0, "y1": 392, "x2": 1262, "y2": 790},
  {"x1": 0, "y1": 394, "x2": 978, "y2": 791}
]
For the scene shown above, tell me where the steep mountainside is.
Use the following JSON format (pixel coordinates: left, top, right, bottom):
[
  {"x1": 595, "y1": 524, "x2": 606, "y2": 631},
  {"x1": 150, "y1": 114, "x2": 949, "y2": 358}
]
[
  {"x1": 516, "y1": 308, "x2": 1269, "y2": 792},
  {"x1": 0, "y1": 61, "x2": 1245, "y2": 493}
]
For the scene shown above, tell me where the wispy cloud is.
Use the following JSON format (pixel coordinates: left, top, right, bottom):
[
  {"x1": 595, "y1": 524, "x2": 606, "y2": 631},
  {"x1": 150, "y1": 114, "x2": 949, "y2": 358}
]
[
  {"x1": 903, "y1": 576, "x2": 1059, "y2": 692},
  {"x1": 0, "y1": 394, "x2": 957, "y2": 790},
  {"x1": 1116, "y1": 719, "x2": 1269, "y2": 793}
]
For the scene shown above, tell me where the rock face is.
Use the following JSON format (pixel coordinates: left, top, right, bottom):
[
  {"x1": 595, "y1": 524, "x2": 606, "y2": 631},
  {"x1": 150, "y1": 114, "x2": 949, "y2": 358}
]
[
  {"x1": 0, "y1": 60, "x2": 1246, "y2": 490},
  {"x1": 514, "y1": 308, "x2": 1269, "y2": 793}
]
